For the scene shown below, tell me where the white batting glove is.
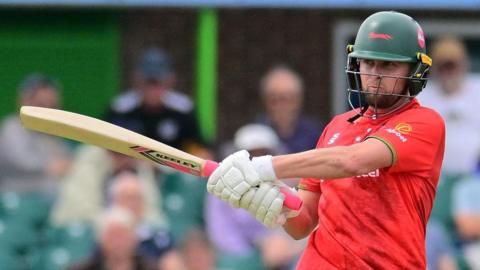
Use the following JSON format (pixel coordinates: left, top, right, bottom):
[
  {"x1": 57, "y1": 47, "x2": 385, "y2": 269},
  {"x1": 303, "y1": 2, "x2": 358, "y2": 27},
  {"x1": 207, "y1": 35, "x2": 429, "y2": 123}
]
[
  {"x1": 239, "y1": 182, "x2": 300, "y2": 229},
  {"x1": 207, "y1": 150, "x2": 261, "y2": 208},
  {"x1": 251, "y1": 155, "x2": 278, "y2": 182}
]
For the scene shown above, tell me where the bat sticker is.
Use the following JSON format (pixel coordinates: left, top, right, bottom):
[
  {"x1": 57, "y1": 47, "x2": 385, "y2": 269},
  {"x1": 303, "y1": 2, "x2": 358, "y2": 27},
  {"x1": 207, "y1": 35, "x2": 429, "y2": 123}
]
[{"x1": 131, "y1": 146, "x2": 202, "y2": 176}]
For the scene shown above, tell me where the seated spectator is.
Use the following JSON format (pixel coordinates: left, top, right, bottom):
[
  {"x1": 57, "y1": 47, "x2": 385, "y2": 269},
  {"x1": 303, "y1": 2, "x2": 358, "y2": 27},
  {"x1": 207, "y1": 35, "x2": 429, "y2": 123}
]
[
  {"x1": 207, "y1": 124, "x2": 304, "y2": 270},
  {"x1": 418, "y1": 38, "x2": 480, "y2": 263},
  {"x1": 0, "y1": 74, "x2": 72, "y2": 268},
  {"x1": 180, "y1": 229, "x2": 216, "y2": 270},
  {"x1": 418, "y1": 37, "x2": 480, "y2": 177},
  {"x1": 105, "y1": 47, "x2": 208, "y2": 157},
  {"x1": 257, "y1": 65, "x2": 322, "y2": 153},
  {"x1": 111, "y1": 47, "x2": 192, "y2": 115},
  {"x1": 51, "y1": 145, "x2": 165, "y2": 227},
  {"x1": 0, "y1": 73, "x2": 71, "y2": 195},
  {"x1": 452, "y1": 174, "x2": 480, "y2": 269},
  {"x1": 158, "y1": 169, "x2": 208, "y2": 245},
  {"x1": 68, "y1": 207, "x2": 155, "y2": 270},
  {"x1": 426, "y1": 219, "x2": 458, "y2": 270},
  {"x1": 110, "y1": 172, "x2": 186, "y2": 270}
]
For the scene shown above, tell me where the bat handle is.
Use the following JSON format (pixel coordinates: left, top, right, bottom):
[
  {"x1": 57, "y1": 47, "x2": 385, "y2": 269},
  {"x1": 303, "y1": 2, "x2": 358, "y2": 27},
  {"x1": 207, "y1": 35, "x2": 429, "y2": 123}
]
[{"x1": 203, "y1": 160, "x2": 303, "y2": 211}]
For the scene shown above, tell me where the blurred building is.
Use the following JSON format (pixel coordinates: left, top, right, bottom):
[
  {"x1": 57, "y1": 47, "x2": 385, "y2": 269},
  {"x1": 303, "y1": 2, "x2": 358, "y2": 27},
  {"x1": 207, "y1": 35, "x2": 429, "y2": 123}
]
[{"x1": 1, "y1": 4, "x2": 480, "y2": 142}]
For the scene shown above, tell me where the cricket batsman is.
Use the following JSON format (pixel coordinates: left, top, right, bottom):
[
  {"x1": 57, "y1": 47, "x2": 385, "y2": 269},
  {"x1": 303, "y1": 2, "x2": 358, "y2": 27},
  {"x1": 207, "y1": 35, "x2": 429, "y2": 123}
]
[{"x1": 207, "y1": 11, "x2": 445, "y2": 269}]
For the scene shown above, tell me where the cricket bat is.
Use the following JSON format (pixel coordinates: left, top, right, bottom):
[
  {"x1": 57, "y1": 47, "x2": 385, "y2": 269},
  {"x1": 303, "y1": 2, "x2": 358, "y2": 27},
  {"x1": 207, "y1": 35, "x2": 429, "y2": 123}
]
[{"x1": 20, "y1": 106, "x2": 302, "y2": 210}]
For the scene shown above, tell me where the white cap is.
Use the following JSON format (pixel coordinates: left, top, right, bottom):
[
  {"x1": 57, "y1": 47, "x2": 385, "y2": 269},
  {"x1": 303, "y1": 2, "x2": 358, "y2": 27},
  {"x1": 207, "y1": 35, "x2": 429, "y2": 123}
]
[{"x1": 234, "y1": 124, "x2": 280, "y2": 151}]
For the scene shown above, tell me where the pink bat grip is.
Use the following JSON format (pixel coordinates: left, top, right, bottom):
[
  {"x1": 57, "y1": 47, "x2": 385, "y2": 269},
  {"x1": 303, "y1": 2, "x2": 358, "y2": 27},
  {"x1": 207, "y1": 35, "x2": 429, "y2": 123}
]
[{"x1": 202, "y1": 160, "x2": 302, "y2": 211}]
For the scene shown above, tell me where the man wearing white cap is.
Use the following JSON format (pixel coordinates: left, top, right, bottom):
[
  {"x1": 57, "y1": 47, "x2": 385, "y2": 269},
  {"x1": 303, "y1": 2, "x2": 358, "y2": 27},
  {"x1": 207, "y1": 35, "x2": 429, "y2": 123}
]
[{"x1": 206, "y1": 124, "x2": 302, "y2": 270}]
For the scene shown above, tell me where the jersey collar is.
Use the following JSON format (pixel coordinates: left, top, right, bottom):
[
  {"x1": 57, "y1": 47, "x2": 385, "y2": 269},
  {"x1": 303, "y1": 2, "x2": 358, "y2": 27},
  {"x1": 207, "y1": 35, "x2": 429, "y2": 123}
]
[{"x1": 358, "y1": 98, "x2": 419, "y2": 123}]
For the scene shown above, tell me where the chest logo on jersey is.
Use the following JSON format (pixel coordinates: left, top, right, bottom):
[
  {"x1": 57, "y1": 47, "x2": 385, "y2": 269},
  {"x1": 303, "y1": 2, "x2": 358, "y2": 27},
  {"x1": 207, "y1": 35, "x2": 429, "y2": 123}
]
[
  {"x1": 386, "y1": 123, "x2": 412, "y2": 142},
  {"x1": 327, "y1": 132, "x2": 341, "y2": 145},
  {"x1": 394, "y1": 123, "x2": 412, "y2": 135},
  {"x1": 355, "y1": 169, "x2": 380, "y2": 178}
]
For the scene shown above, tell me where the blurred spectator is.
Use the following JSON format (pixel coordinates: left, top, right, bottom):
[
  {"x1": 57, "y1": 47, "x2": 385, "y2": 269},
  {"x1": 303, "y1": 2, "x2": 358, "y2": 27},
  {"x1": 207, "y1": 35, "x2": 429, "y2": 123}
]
[
  {"x1": 158, "y1": 169, "x2": 207, "y2": 245},
  {"x1": 452, "y1": 174, "x2": 480, "y2": 269},
  {"x1": 419, "y1": 37, "x2": 480, "y2": 176},
  {"x1": 111, "y1": 47, "x2": 193, "y2": 115},
  {"x1": 68, "y1": 207, "x2": 155, "y2": 270},
  {"x1": 51, "y1": 145, "x2": 165, "y2": 227},
  {"x1": 106, "y1": 47, "x2": 209, "y2": 250},
  {"x1": 0, "y1": 74, "x2": 72, "y2": 268},
  {"x1": 105, "y1": 47, "x2": 209, "y2": 157},
  {"x1": 0, "y1": 73, "x2": 71, "y2": 195},
  {"x1": 418, "y1": 37, "x2": 480, "y2": 260},
  {"x1": 110, "y1": 172, "x2": 186, "y2": 270},
  {"x1": 153, "y1": 170, "x2": 208, "y2": 270},
  {"x1": 257, "y1": 65, "x2": 322, "y2": 153},
  {"x1": 426, "y1": 220, "x2": 458, "y2": 270},
  {"x1": 207, "y1": 124, "x2": 304, "y2": 270},
  {"x1": 180, "y1": 229, "x2": 216, "y2": 270},
  {"x1": 52, "y1": 145, "x2": 206, "y2": 269}
]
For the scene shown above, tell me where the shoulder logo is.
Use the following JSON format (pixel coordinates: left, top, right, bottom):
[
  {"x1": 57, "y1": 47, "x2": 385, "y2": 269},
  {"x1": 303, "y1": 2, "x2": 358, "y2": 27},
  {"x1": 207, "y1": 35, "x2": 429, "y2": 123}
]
[
  {"x1": 368, "y1": 32, "x2": 393, "y2": 40},
  {"x1": 327, "y1": 132, "x2": 341, "y2": 145},
  {"x1": 394, "y1": 123, "x2": 412, "y2": 134}
]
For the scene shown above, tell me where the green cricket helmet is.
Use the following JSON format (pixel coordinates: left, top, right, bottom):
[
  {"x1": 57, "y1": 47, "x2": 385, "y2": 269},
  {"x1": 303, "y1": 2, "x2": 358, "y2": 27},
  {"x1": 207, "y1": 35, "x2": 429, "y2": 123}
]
[{"x1": 345, "y1": 11, "x2": 432, "y2": 115}]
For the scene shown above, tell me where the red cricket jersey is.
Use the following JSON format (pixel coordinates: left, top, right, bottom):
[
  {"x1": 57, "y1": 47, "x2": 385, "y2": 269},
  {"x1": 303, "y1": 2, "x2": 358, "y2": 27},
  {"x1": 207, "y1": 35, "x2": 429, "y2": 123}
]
[{"x1": 296, "y1": 99, "x2": 445, "y2": 269}]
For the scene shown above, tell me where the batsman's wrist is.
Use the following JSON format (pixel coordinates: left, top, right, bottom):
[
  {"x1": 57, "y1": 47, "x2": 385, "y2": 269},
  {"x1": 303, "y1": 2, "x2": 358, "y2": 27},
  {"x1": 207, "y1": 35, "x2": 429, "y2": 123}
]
[{"x1": 251, "y1": 155, "x2": 278, "y2": 181}]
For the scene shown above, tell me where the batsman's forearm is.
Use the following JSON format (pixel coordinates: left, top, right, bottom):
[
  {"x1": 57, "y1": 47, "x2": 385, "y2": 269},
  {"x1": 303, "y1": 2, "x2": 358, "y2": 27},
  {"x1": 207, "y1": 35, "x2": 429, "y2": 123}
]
[
  {"x1": 283, "y1": 205, "x2": 317, "y2": 240},
  {"x1": 282, "y1": 189, "x2": 320, "y2": 240},
  {"x1": 273, "y1": 147, "x2": 360, "y2": 180}
]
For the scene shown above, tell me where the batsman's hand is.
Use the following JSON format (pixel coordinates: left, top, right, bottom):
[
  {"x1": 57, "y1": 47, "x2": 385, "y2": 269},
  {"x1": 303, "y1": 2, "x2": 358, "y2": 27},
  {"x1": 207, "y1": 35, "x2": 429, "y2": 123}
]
[
  {"x1": 240, "y1": 182, "x2": 300, "y2": 229},
  {"x1": 207, "y1": 150, "x2": 261, "y2": 207}
]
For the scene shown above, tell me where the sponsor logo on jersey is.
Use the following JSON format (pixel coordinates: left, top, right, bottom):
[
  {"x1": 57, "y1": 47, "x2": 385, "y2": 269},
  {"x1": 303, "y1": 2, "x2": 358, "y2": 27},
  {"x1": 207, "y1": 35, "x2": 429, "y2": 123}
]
[
  {"x1": 386, "y1": 128, "x2": 407, "y2": 142},
  {"x1": 368, "y1": 32, "x2": 393, "y2": 40},
  {"x1": 394, "y1": 123, "x2": 412, "y2": 134},
  {"x1": 355, "y1": 169, "x2": 380, "y2": 178},
  {"x1": 327, "y1": 132, "x2": 341, "y2": 145}
]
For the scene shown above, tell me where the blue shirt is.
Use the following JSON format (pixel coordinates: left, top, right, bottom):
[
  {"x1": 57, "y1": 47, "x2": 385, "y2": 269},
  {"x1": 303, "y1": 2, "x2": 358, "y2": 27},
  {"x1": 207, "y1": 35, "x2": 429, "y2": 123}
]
[{"x1": 257, "y1": 114, "x2": 322, "y2": 153}]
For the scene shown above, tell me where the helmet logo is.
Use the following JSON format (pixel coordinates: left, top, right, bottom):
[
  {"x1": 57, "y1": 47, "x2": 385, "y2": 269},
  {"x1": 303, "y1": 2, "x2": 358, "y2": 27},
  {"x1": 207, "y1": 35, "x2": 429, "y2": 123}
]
[
  {"x1": 368, "y1": 32, "x2": 393, "y2": 40},
  {"x1": 417, "y1": 28, "x2": 425, "y2": 48}
]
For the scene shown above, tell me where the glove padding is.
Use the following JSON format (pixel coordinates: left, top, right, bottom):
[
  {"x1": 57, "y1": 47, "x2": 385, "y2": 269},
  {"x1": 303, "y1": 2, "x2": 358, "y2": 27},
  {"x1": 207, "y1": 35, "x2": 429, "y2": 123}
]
[
  {"x1": 240, "y1": 182, "x2": 299, "y2": 228},
  {"x1": 207, "y1": 150, "x2": 261, "y2": 207}
]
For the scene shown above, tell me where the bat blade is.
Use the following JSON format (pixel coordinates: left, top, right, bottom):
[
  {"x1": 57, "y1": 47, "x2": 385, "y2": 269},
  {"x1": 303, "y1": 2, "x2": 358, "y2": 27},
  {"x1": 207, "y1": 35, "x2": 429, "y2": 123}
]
[
  {"x1": 19, "y1": 106, "x2": 302, "y2": 210},
  {"x1": 20, "y1": 106, "x2": 208, "y2": 176}
]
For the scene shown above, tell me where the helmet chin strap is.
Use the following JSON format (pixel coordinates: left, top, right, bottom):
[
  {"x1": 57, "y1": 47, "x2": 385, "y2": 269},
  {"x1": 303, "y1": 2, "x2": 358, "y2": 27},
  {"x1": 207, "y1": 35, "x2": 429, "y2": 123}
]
[{"x1": 347, "y1": 105, "x2": 368, "y2": 123}]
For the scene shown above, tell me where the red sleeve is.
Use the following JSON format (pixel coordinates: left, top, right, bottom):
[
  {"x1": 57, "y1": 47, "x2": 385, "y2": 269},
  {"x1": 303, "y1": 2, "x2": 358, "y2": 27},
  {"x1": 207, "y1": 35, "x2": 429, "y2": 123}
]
[
  {"x1": 367, "y1": 108, "x2": 445, "y2": 175},
  {"x1": 298, "y1": 178, "x2": 322, "y2": 193}
]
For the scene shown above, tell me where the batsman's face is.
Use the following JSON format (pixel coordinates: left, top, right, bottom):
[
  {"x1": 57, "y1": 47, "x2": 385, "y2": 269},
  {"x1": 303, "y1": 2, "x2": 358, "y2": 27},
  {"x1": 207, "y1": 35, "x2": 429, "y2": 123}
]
[{"x1": 359, "y1": 60, "x2": 411, "y2": 109}]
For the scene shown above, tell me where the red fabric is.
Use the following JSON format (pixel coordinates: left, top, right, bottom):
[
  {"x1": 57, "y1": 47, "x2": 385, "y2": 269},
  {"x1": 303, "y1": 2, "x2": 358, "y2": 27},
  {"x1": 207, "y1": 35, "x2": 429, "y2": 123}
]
[{"x1": 297, "y1": 99, "x2": 445, "y2": 269}]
